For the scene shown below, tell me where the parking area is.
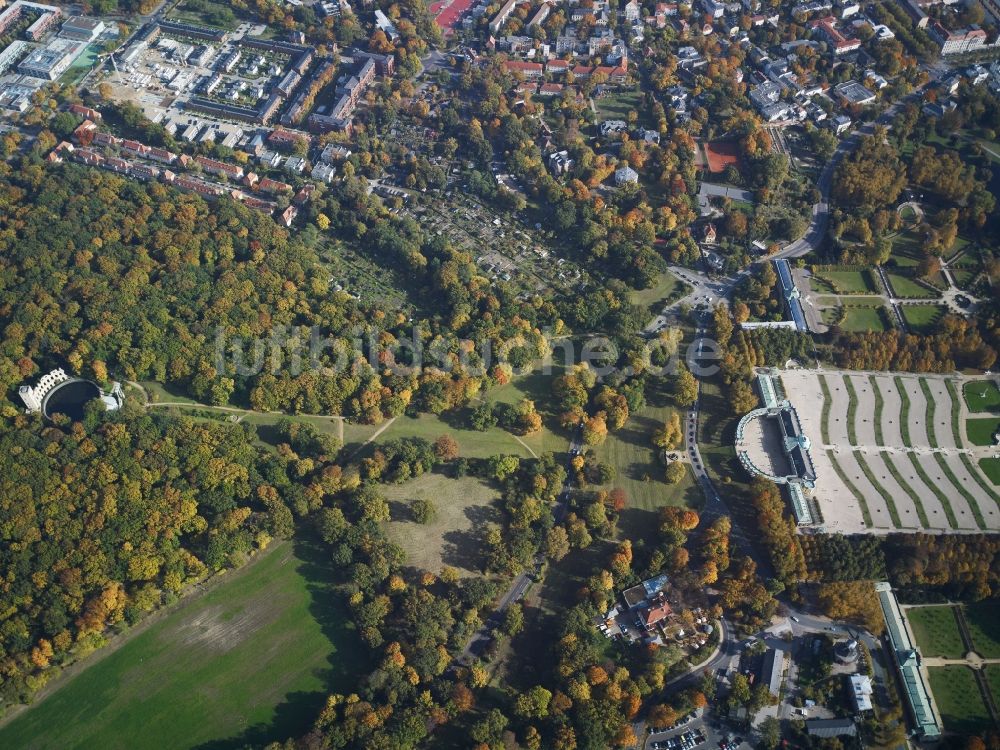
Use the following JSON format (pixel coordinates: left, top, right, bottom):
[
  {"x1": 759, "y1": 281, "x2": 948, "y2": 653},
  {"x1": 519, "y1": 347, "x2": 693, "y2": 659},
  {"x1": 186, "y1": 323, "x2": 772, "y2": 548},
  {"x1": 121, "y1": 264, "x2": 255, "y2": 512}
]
[{"x1": 647, "y1": 713, "x2": 750, "y2": 750}]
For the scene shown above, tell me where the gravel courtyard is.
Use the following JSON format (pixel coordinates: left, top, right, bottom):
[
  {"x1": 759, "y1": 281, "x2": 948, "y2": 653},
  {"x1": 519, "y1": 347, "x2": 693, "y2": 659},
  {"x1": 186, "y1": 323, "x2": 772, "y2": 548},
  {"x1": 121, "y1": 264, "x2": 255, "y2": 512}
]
[{"x1": 777, "y1": 369, "x2": 1000, "y2": 535}]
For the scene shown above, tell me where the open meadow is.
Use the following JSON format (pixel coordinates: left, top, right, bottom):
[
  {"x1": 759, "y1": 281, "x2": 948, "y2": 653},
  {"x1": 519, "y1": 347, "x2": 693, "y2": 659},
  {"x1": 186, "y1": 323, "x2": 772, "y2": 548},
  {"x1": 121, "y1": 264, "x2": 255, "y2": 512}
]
[
  {"x1": 906, "y1": 606, "x2": 966, "y2": 659},
  {"x1": 383, "y1": 472, "x2": 500, "y2": 576},
  {"x1": 927, "y1": 666, "x2": 993, "y2": 734},
  {"x1": 0, "y1": 539, "x2": 365, "y2": 750}
]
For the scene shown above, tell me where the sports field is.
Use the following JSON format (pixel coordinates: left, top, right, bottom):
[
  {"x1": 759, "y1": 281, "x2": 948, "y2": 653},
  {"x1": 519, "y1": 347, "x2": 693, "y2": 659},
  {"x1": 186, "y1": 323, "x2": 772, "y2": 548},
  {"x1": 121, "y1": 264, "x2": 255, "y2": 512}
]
[
  {"x1": 703, "y1": 140, "x2": 740, "y2": 173},
  {"x1": 927, "y1": 666, "x2": 993, "y2": 734},
  {"x1": 906, "y1": 606, "x2": 966, "y2": 659},
  {"x1": 0, "y1": 540, "x2": 365, "y2": 750}
]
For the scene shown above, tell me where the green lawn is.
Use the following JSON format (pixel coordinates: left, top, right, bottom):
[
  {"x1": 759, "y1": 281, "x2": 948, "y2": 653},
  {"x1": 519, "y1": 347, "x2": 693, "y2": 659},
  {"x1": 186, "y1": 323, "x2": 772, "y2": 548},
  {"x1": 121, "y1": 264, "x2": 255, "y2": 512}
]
[
  {"x1": 840, "y1": 303, "x2": 891, "y2": 332},
  {"x1": 815, "y1": 269, "x2": 876, "y2": 294},
  {"x1": 588, "y1": 377, "x2": 700, "y2": 541},
  {"x1": 964, "y1": 381, "x2": 1000, "y2": 413},
  {"x1": 907, "y1": 606, "x2": 966, "y2": 659},
  {"x1": 140, "y1": 381, "x2": 198, "y2": 405},
  {"x1": 383, "y1": 472, "x2": 499, "y2": 575},
  {"x1": 965, "y1": 602, "x2": 1000, "y2": 658},
  {"x1": 887, "y1": 272, "x2": 939, "y2": 299},
  {"x1": 986, "y1": 666, "x2": 1000, "y2": 716},
  {"x1": 357, "y1": 412, "x2": 539, "y2": 459},
  {"x1": 632, "y1": 271, "x2": 683, "y2": 312},
  {"x1": 167, "y1": 0, "x2": 242, "y2": 29},
  {"x1": 966, "y1": 417, "x2": 1000, "y2": 447},
  {"x1": 927, "y1": 666, "x2": 993, "y2": 734},
  {"x1": 978, "y1": 457, "x2": 1000, "y2": 485},
  {"x1": 902, "y1": 304, "x2": 947, "y2": 334},
  {"x1": 952, "y1": 267, "x2": 979, "y2": 289},
  {"x1": 0, "y1": 539, "x2": 366, "y2": 750},
  {"x1": 594, "y1": 89, "x2": 644, "y2": 121}
]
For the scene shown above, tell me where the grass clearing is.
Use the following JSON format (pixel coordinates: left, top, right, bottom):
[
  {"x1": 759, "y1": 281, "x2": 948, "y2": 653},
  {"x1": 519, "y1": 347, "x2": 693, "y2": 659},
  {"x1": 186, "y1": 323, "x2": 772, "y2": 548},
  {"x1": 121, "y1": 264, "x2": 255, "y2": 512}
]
[
  {"x1": 594, "y1": 89, "x2": 644, "y2": 121},
  {"x1": 986, "y1": 666, "x2": 1000, "y2": 716},
  {"x1": 964, "y1": 381, "x2": 1000, "y2": 413},
  {"x1": 907, "y1": 606, "x2": 966, "y2": 659},
  {"x1": 632, "y1": 271, "x2": 683, "y2": 312},
  {"x1": 978, "y1": 457, "x2": 1000, "y2": 486},
  {"x1": 815, "y1": 269, "x2": 876, "y2": 294},
  {"x1": 0, "y1": 539, "x2": 366, "y2": 750},
  {"x1": 966, "y1": 602, "x2": 1000, "y2": 659},
  {"x1": 902, "y1": 304, "x2": 947, "y2": 334},
  {"x1": 383, "y1": 472, "x2": 499, "y2": 575},
  {"x1": 967, "y1": 418, "x2": 1000, "y2": 447},
  {"x1": 589, "y1": 378, "x2": 700, "y2": 541},
  {"x1": 887, "y1": 272, "x2": 940, "y2": 299},
  {"x1": 826, "y1": 302, "x2": 892, "y2": 332},
  {"x1": 167, "y1": 0, "x2": 242, "y2": 29},
  {"x1": 927, "y1": 666, "x2": 992, "y2": 734}
]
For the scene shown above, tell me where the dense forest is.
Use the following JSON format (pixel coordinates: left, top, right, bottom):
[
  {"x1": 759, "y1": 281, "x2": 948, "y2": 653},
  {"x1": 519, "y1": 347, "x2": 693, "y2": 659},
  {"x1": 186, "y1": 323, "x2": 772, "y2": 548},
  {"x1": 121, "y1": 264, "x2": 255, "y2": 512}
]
[{"x1": 0, "y1": 407, "x2": 299, "y2": 704}]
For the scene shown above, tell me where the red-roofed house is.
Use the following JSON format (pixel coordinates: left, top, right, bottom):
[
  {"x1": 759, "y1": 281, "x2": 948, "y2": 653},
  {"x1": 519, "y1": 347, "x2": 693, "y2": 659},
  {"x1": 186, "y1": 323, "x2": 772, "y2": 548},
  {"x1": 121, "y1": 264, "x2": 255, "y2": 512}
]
[
  {"x1": 258, "y1": 177, "x2": 293, "y2": 194},
  {"x1": 504, "y1": 60, "x2": 544, "y2": 78},
  {"x1": 810, "y1": 16, "x2": 861, "y2": 54},
  {"x1": 641, "y1": 597, "x2": 672, "y2": 630},
  {"x1": 72, "y1": 119, "x2": 97, "y2": 144},
  {"x1": 546, "y1": 59, "x2": 570, "y2": 75},
  {"x1": 69, "y1": 103, "x2": 101, "y2": 120},
  {"x1": 195, "y1": 155, "x2": 244, "y2": 180}
]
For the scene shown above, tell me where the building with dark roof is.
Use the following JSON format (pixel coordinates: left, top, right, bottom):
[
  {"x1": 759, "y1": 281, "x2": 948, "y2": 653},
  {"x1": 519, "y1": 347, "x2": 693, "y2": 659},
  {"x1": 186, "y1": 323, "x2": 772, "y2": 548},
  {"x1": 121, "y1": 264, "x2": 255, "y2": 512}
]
[
  {"x1": 806, "y1": 718, "x2": 857, "y2": 738},
  {"x1": 759, "y1": 648, "x2": 787, "y2": 698}
]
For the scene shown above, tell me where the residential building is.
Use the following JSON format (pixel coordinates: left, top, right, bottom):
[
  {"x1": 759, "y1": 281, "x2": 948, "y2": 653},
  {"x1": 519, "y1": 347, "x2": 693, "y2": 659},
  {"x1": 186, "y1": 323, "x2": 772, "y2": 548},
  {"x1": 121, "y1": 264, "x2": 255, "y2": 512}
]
[
  {"x1": 810, "y1": 16, "x2": 861, "y2": 54},
  {"x1": 848, "y1": 673, "x2": 873, "y2": 712},
  {"x1": 614, "y1": 165, "x2": 639, "y2": 185}
]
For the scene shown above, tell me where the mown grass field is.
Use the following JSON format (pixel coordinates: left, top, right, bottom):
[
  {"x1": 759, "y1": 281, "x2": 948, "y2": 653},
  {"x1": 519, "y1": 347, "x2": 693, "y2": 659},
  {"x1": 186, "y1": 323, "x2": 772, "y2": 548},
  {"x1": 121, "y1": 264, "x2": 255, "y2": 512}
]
[
  {"x1": 0, "y1": 539, "x2": 366, "y2": 750},
  {"x1": 632, "y1": 271, "x2": 682, "y2": 312},
  {"x1": 966, "y1": 417, "x2": 1000, "y2": 447},
  {"x1": 979, "y1": 457, "x2": 1000, "y2": 485},
  {"x1": 383, "y1": 472, "x2": 499, "y2": 575},
  {"x1": 825, "y1": 302, "x2": 892, "y2": 332},
  {"x1": 985, "y1": 665, "x2": 1000, "y2": 711},
  {"x1": 815, "y1": 269, "x2": 876, "y2": 294},
  {"x1": 907, "y1": 605, "x2": 966, "y2": 659},
  {"x1": 901, "y1": 304, "x2": 946, "y2": 334},
  {"x1": 928, "y1": 666, "x2": 993, "y2": 734},
  {"x1": 887, "y1": 272, "x2": 939, "y2": 299},
  {"x1": 594, "y1": 89, "x2": 644, "y2": 121},
  {"x1": 966, "y1": 601, "x2": 1000, "y2": 658},
  {"x1": 964, "y1": 381, "x2": 1000, "y2": 413}
]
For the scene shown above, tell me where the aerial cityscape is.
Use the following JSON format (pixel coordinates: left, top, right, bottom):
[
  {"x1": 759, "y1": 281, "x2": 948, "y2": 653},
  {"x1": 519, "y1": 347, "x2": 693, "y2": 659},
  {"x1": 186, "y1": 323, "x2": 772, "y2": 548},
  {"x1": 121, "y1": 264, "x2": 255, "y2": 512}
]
[{"x1": 0, "y1": 0, "x2": 999, "y2": 748}]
